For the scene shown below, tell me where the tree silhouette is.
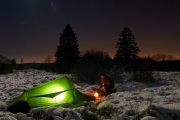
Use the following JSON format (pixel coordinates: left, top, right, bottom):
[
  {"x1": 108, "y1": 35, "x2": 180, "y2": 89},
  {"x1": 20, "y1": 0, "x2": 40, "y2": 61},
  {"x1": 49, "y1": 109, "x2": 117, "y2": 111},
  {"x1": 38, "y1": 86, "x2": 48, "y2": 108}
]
[
  {"x1": 0, "y1": 54, "x2": 13, "y2": 74},
  {"x1": 42, "y1": 55, "x2": 54, "y2": 63},
  {"x1": 0, "y1": 54, "x2": 11, "y2": 64},
  {"x1": 11, "y1": 58, "x2": 16, "y2": 69},
  {"x1": 54, "y1": 24, "x2": 80, "y2": 73},
  {"x1": 114, "y1": 27, "x2": 140, "y2": 61},
  {"x1": 42, "y1": 55, "x2": 54, "y2": 71},
  {"x1": 151, "y1": 53, "x2": 177, "y2": 62}
]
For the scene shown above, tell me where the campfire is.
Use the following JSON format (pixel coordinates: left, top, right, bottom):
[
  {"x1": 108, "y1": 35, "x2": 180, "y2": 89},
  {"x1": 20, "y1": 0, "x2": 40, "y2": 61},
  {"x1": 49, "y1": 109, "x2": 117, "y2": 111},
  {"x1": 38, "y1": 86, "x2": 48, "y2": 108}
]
[
  {"x1": 94, "y1": 91, "x2": 100, "y2": 100},
  {"x1": 94, "y1": 92, "x2": 98, "y2": 97},
  {"x1": 91, "y1": 88, "x2": 105, "y2": 100}
]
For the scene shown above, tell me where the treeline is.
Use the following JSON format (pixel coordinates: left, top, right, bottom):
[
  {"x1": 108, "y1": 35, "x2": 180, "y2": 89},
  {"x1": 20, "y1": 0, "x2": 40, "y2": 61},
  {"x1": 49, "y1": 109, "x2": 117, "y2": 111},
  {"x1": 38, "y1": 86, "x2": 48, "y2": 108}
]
[
  {"x1": 14, "y1": 53, "x2": 180, "y2": 83},
  {"x1": 154, "y1": 60, "x2": 180, "y2": 71},
  {"x1": 12, "y1": 57, "x2": 180, "y2": 72},
  {"x1": 1, "y1": 52, "x2": 180, "y2": 83}
]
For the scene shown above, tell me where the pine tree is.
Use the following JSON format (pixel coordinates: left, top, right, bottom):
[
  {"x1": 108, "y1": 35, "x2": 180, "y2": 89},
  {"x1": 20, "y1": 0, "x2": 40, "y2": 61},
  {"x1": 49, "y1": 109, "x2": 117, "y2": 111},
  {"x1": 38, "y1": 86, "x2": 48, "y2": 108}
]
[
  {"x1": 54, "y1": 24, "x2": 80, "y2": 73},
  {"x1": 114, "y1": 27, "x2": 140, "y2": 61}
]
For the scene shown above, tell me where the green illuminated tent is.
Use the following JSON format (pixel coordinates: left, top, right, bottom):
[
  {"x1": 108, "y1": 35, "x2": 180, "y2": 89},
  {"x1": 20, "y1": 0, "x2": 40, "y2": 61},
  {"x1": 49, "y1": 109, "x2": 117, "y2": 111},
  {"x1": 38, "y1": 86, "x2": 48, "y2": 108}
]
[{"x1": 7, "y1": 76, "x2": 94, "y2": 113}]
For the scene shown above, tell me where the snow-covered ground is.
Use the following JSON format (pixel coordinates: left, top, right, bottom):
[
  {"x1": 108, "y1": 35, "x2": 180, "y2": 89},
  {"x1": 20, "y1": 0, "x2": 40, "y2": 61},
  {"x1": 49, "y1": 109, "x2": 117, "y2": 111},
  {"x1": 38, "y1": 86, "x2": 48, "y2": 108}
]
[{"x1": 0, "y1": 69, "x2": 180, "y2": 120}]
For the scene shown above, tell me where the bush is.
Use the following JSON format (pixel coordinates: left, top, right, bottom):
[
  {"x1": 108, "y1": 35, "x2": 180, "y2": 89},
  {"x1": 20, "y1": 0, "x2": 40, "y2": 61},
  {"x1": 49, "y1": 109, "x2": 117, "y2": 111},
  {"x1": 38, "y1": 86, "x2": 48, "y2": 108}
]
[
  {"x1": 72, "y1": 48, "x2": 112, "y2": 84},
  {"x1": 0, "y1": 64, "x2": 13, "y2": 74},
  {"x1": 131, "y1": 71, "x2": 155, "y2": 83},
  {"x1": 129, "y1": 57, "x2": 155, "y2": 83},
  {"x1": 0, "y1": 54, "x2": 14, "y2": 74},
  {"x1": 106, "y1": 64, "x2": 124, "y2": 82}
]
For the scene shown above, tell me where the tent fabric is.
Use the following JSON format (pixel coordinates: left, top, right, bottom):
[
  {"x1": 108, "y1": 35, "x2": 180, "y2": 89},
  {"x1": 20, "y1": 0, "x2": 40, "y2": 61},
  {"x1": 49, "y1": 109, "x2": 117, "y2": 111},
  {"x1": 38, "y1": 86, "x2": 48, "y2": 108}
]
[{"x1": 7, "y1": 76, "x2": 94, "y2": 113}]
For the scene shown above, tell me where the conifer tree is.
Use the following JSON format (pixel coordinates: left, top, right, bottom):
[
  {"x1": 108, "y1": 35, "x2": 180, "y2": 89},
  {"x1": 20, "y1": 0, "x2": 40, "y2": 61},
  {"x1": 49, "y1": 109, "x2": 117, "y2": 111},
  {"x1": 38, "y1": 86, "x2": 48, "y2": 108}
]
[
  {"x1": 54, "y1": 24, "x2": 80, "y2": 73},
  {"x1": 114, "y1": 27, "x2": 140, "y2": 61}
]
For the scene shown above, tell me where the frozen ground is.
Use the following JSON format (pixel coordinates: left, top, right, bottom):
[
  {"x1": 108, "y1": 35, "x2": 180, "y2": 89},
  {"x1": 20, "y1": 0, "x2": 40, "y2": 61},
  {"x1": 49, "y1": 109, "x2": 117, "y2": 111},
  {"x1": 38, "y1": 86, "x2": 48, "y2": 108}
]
[{"x1": 0, "y1": 69, "x2": 180, "y2": 120}]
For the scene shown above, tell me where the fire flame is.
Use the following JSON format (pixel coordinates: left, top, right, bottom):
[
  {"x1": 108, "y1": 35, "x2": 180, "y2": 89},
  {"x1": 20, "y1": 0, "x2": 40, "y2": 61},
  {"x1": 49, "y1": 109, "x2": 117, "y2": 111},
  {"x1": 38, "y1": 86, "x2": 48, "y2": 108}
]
[
  {"x1": 94, "y1": 92, "x2": 99, "y2": 97},
  {"x1": 94, "y1": 91, "x2": 100, "y2": 100}
]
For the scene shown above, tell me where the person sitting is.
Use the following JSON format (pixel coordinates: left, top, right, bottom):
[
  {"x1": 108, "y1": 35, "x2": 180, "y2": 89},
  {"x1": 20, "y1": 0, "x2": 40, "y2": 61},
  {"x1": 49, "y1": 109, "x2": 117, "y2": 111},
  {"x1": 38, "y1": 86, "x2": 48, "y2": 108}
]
[{"x1": 99, "y1": 73, "x2": 116, "y2": 96}]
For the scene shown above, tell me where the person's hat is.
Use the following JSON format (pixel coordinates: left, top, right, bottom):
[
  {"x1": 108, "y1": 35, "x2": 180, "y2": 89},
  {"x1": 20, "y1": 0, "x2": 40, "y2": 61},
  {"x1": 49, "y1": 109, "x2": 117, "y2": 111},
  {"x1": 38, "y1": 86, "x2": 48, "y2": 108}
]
[{"x1": 99, "y1": 72, "x2": 106, "y2": 77}]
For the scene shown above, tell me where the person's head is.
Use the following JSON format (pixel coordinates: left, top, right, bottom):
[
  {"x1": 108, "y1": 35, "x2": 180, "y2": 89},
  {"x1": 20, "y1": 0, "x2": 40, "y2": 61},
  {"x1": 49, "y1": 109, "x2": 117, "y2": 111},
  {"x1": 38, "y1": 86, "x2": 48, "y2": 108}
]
[{"x1": 99, "y1": 72, "x2": 106, "y2": 79}]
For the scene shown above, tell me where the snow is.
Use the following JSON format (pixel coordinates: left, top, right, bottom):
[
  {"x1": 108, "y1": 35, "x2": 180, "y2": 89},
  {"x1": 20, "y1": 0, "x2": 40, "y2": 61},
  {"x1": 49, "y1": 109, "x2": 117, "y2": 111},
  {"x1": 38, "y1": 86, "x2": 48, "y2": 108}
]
[{"x1": 0, "y1": 69, "x2": 180, "y2": 120}]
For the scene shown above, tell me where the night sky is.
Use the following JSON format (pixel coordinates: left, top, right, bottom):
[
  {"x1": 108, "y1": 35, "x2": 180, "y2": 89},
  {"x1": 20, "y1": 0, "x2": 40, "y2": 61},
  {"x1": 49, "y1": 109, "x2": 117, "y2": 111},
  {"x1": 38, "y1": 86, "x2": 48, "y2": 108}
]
[{"x1": 1, "y1": 0, "x2": 180, "y2": 63}]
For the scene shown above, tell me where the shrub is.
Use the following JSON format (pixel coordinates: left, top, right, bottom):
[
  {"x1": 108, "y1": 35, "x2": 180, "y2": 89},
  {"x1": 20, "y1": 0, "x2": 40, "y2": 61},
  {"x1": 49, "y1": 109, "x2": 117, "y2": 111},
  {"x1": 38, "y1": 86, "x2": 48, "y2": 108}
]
[
  {"x1": 130, "y1": 57, "x2": 155, "y2": 83},
  {"x1": 0, "y1": 64, "x2": 13, "y2": 74},
  {"x1": 72, "y1": 48, "x2": 112, "y2": 84},
  {"x1": 0, "y1": 54, "x2": 13, "y2": 74},
  {"x1": 131, "y1": 71, "x2": 155, "y2": 83},
  {"x1": 107, "y1": 63, "x2": 126, "y2": 82}
]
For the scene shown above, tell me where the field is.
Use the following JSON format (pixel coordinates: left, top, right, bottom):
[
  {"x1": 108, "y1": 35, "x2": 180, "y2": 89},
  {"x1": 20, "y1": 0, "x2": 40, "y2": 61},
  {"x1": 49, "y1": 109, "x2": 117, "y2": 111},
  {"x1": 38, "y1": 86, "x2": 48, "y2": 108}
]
[{"x1": 0, "y1": 69, "x2": 180, "y2": 120}]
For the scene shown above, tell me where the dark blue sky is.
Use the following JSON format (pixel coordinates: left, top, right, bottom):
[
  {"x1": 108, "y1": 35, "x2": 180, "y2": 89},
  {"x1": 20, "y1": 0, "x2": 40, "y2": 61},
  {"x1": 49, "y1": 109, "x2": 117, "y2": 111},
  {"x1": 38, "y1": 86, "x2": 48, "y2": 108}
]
[{"x1": 1, "y1": 0, "x2": 180, "y2": 63}]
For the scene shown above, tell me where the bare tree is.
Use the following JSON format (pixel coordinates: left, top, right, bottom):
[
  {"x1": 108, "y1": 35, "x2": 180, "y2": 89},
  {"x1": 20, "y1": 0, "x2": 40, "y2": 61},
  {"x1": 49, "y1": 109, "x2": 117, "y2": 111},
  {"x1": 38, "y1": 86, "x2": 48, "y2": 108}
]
[
  {"x1": 151, "y1": 53, "x2": 177, "y2": 62},
  {"x1": 20, "y1": 58, "x2": 23, "y2": 64},
  {"x1": 42, "y1": 55, "x2": 54, "y2": 63}
]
